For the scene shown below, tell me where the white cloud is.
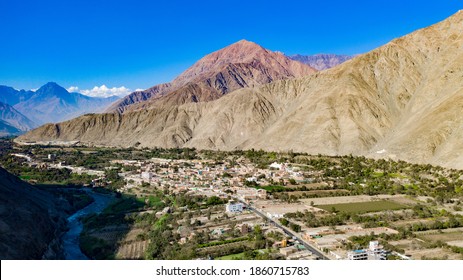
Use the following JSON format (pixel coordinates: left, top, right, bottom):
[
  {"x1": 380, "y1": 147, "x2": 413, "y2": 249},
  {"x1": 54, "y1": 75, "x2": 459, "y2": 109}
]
[
  {"x1": 67, "y1": 86, "x2": 79, "y2": 92},
  {"x1": 69, "y1": 85, "x2": 132, "y2": 98},
  {"x1": 135, "y1": 88, "x2": 145, "y2": 92}
]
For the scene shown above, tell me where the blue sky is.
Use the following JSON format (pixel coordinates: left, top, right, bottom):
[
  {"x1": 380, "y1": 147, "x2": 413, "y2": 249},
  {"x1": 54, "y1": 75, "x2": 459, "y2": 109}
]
[{"x1": 0, "y1": 0, "x2": 461, "y2": 97}]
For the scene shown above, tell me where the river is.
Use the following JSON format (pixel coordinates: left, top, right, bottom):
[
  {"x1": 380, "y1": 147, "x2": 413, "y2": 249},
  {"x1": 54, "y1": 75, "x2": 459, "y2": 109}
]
[{"x1": 62, "y1": 189, "x2": 114, "y2": 260}]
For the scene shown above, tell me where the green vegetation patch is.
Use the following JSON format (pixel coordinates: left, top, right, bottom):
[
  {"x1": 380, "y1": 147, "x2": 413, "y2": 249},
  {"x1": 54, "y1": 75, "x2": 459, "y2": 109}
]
[
  {"x1": 420, "y1": 231, "x2": 463, "y2": 243},
  {"x1": 216, "y1": 252, "x2": 245, "y2": 260},
  {"x1": 147, "y1": 195, "x2": 164, "y2": 209},
  {"x1": 216, "y1": 249, "x2": 271, "y2": 260},
  {"x1": 317, "y1": 200, "x2": 408, "y2": 214},
  {"x1": 80, "y1": 234, "x2": 114, "y2": 260},
  {"x1": 103, "y1": 195, "x2": 145, "y2": 214},
  {"x1": 253, "y1": 185, "x2": 286, "y2": 193},
  {"x1": 198, "y1": 236, "x2": 249, "y2": 248}
]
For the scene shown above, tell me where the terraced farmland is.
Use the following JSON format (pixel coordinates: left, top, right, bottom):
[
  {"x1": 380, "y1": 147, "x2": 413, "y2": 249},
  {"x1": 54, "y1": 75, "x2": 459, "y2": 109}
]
[{"x1": 316, "y1": 200, "x2": 408, "y2": 214}]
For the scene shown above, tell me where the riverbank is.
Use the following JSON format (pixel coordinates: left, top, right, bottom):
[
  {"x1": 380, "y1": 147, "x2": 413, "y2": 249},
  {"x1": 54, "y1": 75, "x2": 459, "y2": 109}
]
[{"x1": 62, "y1": 189, "x2": 115, "y2": 259}]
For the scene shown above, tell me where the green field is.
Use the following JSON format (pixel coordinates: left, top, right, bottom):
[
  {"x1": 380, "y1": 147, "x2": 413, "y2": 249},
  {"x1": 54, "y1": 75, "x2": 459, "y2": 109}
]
[
  {"x1": 216, "y1": 249, "x2": 270, "y2": 260},
  {"x1": 255, "y1": 185, "x2": 286, "y2": 193},
  {"x1": 216, "y1": 252, "x2": 245, "y2": 260},
  {"x1": 316, "y1": 200, "x2": 407, "y2": 214}
]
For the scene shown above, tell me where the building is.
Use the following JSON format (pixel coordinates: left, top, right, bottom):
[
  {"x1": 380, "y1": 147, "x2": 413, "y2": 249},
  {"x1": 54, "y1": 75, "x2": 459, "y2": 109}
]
[
  {"x1": 269, "y1": 162, "x2": 283, "y2": 170},
  {"x1": 280, "y1": 246, "x2": 298, "y2": 257},
  {"x1": 141, "y1": 171, "x2": 152, "y2": 181},
  {"x1": 347, "y1": 241, "x2": 387, "y2": 260},
  {"x1": 368, "y1": 241, "x2": 387, "y2": 260},
  {"x1": 226, "y1": 202, "x2": 244, "y2": 213},
  {"x1": 347, "y1": 250, "x2": 368, "y2": 260},
  {"x1": 257, "y1": 189, "x2": 267, "y2": 199},
  {"x1": 246, "y1": 177, "x2": 257, "y2": 182},
  {"x1": 281, "y1": 239, "x2": 287, "y2": 248}
]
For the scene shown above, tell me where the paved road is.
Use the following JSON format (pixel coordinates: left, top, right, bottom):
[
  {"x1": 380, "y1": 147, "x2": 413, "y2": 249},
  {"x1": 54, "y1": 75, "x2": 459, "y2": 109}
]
[{"x1": 242, "y1": 202, "x2": 330, "y2": 260}]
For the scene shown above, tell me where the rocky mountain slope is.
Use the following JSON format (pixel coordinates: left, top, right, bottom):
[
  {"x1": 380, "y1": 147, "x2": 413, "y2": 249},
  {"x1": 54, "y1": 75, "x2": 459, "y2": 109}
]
[
  {"x1": 0, "y1": 167, "x2": 68, "y2": 259},
  {"x1": 106, "y1": 40, "x2": 317, "y2": 113},
  {"x1": 0, "y1": 119, "x2": 22, "y2": 137},
  {"x1": 288, "y1": 54, "x2": 354, "y2": 70},
  {"x1": 0, "y1": 102, "x2": 36, "y2": 136},
  {"x1": 0, "y1": 83, "x2": 119, "y2": 127},
  {"x1": 17, "y1": 11, "x2": 463, "y2": 169}
]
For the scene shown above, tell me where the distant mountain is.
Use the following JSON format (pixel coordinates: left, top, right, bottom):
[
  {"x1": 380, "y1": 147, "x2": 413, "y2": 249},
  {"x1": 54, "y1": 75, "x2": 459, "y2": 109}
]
[
  {"x1": 107, "y1": 40, "x2": 317, "y2": 113},
  {"x1": 288, "y1": 54, "x2": 354, "y2": 70},
  {"x1": 0, "y1": 83, "x2": 120, "y2": 126},
  {"x1": 0, "y1": 119, "x2": 22, "y2": 137},
  {"x1": 0, "y1": 86, "x2": 34, "y2": 106},
  {"x1": 0, "y1": 101, "x2": 36, "y2": 136},
  {"x1": 0, "y1": 167, "x2": 68, "y2": 259}
]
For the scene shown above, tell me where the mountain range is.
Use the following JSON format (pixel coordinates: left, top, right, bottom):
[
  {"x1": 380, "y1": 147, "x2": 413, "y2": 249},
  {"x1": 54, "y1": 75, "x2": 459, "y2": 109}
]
[
  {"x1": 0, "y1": 83, "x2": 119, "y2": 135},
  {"x1": 0, "y1": 102, "x2": 36, "y2": 137},
  {"x1": 106, "y1": 40, "x2": 317, "y2": 113},
  {"x1": 17, "y1": 11, "x2": 463, "y2": 169},
  {"x1": 288, "y1": 54, "x2": 354, "y2": 70}
]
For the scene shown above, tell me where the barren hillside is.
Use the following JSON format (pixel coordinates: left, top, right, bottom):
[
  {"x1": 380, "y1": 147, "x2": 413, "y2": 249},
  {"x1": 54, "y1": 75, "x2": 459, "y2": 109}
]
[
  {"x1": 106, "y1": 40, "x2": 317, "y2": 113},
  {"x1": 17, "y1": 11, "x2": 463, "y2": 169}
]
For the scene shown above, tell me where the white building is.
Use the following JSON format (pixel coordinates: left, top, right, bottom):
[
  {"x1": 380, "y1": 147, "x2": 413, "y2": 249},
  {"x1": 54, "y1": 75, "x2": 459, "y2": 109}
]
[
  {"x1": 269, "y1": 162, "x2": 283, "y2": 170},
  {"x1": 141, "y1": 172, "x2": 152, "y2": 181},
  {"x1": 347, "y1": 250, "x2": 368, "y2": 260},
  {"x1": 347, "y1": 241, "x2": 387, "y2": 260},
  {"x1": 368, "y1": 241, "x2": 387, "y2": 260},
  {"x1": 266, "y1": 212, "x2": 284, "y2": 219},
  {"x1": 226, "y1": 202, "x2": 244, "y2": 213},
  {"x1": 246, "y1": 177, "x2": 257, "y2": 182}
]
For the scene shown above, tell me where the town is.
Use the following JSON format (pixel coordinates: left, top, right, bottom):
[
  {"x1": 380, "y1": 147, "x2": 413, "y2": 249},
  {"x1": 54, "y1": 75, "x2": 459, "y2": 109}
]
[{"x1": 1, "y1": 139, "x2": 463, "y2": 260}]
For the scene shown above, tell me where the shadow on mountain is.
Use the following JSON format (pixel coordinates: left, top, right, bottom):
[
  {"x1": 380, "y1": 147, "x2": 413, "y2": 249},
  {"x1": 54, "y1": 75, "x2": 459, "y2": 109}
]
[
  {"x1": 78, "y1": 193, "x2": 145, "y2": 259},
  {"x1": 0, "y1": 167, "x2": 71, "y2": 259}
]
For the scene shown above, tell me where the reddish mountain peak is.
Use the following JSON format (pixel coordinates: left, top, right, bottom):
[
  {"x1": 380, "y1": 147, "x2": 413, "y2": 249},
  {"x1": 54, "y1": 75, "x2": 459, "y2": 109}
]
[
  {"x1": 106, "y1": 39, "x2": 317, "y2": 113},
  {"x1": 221, "y1": 39, "x2": 266, "y2": 54},
  {"x1": 199, "y1": 39, "x2": 268, "y2": 63},
  {"x1": 173, "y1": 39, "x2": 313, "y2": 86}
]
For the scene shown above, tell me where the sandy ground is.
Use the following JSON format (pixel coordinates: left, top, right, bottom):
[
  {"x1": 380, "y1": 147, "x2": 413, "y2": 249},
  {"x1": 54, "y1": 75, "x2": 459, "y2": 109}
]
[
  {"x1": 406, "y1": 247, "x2": 461, "y2": 260},
  {"x1": 446, "y1": 240, "x2": 463, "y2": 248},
  {"x1": 300, "y1": 194, "x2": 415, "y2": 206},
  {"x1": 116, "y1": 240, "x2": 149, "y2": 259},
  {"x1": 253, "y1": 200, "x2": 311, "y2": 215}
]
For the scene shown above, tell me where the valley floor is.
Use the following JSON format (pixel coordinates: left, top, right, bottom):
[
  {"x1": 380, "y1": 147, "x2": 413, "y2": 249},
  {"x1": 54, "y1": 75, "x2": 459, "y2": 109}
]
[{"x1": 1, "y1": 138, "x2": 463, "y2": 260}]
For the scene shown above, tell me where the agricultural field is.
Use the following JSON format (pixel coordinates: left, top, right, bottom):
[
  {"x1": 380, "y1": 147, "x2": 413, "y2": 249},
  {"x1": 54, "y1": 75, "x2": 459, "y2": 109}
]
[
  {"x1": 216, "y1": 252, "x2": 245, "y2": 260},
  {"x1": 285, "y1": 189, "x2": 350, "y2": 198},
  {"x1": 116, "y1": 241, "x2": 149, "y2": 259},
  {"x1": 417, "y1": 228, "x2": 463, "y2": 245},
  {"x1": 216, "y1": 249, "x2": 271, "y2": 260},
  {"x1": 389, "y1": 239, "x2": 462, "y2": 260},
  {"x1": 301, "y1": 194, "x2": 415, "y2": 206},
  {"x1": 406, "y1": 248, "x2": 461, "y2": 260},
  {"x1": 316, "y1": 200, "x2": 408, "y2": 214}
]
